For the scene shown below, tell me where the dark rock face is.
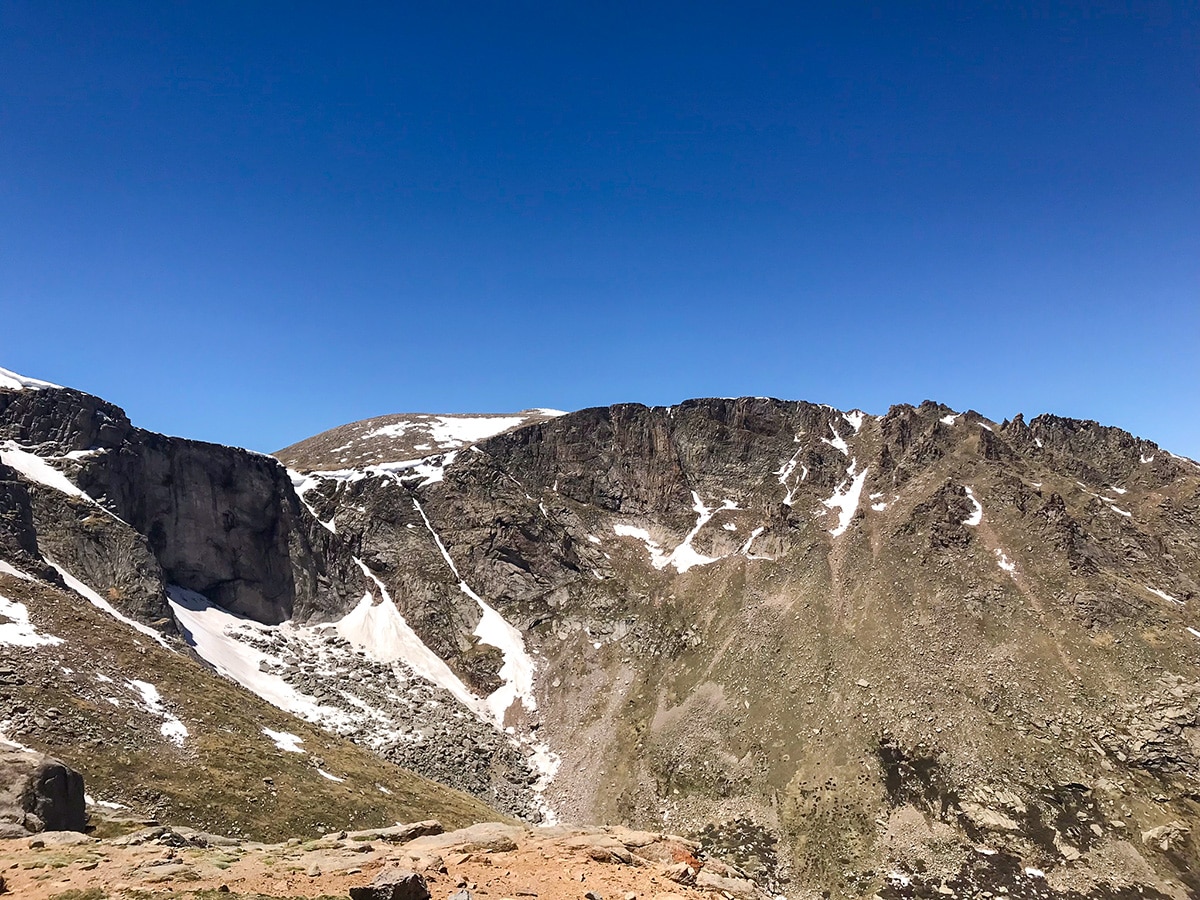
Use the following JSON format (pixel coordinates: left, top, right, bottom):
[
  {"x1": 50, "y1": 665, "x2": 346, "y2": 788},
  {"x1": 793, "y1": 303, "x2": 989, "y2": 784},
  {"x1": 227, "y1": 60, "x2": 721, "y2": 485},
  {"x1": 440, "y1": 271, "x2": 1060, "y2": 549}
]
[
  {"x1": 0, "y1": 750, "x2": 86, "y2": 835},
  {"x1": 76, "y1": 432, "x2": 340, "y2": 623},
  {"x1": 0, "y1": 463, "x2": 40, "y2": 564},
  {"x1": 0, "y1": 387, "x2": 132, "y2": 453},
  {"x1": 0, "y1": 385, "x2": 359, "y2": 624}
]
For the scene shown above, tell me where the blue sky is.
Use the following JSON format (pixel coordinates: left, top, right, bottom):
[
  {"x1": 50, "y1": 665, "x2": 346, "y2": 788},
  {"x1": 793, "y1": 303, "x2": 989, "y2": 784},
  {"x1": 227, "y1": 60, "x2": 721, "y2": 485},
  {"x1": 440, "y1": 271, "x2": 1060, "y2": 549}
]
[{"x1": 1, "y1": 2, "x2": 1196, "y2": 455}]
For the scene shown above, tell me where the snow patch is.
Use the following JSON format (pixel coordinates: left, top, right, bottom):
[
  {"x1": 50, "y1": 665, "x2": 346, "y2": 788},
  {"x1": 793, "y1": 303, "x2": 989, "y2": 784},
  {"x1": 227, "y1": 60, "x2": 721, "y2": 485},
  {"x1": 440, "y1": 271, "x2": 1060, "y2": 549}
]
[
  {"x1": 84, "y1": 794, "x2": 126, "y2": 810},
  {"x1": 262, "y1": 728, "x2": 305, "y2": 753},
  {"x1": 613, "y1": 524, "x2": 670, "y2": 569},
  {"x1": 0, "y1": 591, "x2": 63, "y2": 647},
  {"x1": 363, "y1": 415, "x2": 529, "y2": 449},
  {"x1": 168, "y1": 586, "x2": 355, "y2": 729},
  {"x1": 995, "y1": 549, "x2": 1016, "y2": 574},
  {"x1": 843, "y1": 410, "x2": 866, "y2": 433},
  {"x1": 1140, "y1": 453, "x2": 1155, "y2": 464},
  {"x1": 0, "y1": 366, "x2": 61, "y2": 391},
  {"x1": 962, "y1": 487, "x2": 983, "y2": 526},
  {"x1": 125, "y1": 679, "x2": 189, "y2": 746},
  {"x1": 940, "y1": 414, "x2": 958, "y2": 425},
  {"x1": 821, "y1": 462, "x2": 869, "y2": 538},
  {"x1": 316, "y1": 768, "x2": 345, "y2": 783}
]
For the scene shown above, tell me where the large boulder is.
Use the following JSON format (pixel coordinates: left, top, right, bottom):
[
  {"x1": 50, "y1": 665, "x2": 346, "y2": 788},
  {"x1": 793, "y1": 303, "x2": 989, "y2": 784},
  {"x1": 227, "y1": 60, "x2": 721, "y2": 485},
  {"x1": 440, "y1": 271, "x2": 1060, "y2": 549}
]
[{"x1": 0, "y1": 748, "x2": 86, "y2": 837}]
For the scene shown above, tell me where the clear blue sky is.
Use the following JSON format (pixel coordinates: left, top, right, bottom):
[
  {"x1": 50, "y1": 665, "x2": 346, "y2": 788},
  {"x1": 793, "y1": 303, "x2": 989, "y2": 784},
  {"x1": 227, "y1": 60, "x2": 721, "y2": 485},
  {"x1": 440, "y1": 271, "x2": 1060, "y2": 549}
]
[{"x1": 1, "y1": 2, "x2": 1197, "y2": 456}]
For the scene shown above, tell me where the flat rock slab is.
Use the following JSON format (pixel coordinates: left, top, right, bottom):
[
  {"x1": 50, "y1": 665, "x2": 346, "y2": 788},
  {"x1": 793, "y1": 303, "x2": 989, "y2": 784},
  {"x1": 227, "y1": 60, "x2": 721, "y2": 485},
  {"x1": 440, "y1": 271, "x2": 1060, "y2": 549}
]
[
  {"x1": 346, "y1": 820, "x2": 443, "y2": 844},
  {"x1": 138, "y1": 863, "x2": 200, "y2": 883},
  {"x1": 29, "y1": 830, "x2": 94, "y2": 848},
  {"x1": 404, "y1": 822, "x2": 526, "y2": 855}
]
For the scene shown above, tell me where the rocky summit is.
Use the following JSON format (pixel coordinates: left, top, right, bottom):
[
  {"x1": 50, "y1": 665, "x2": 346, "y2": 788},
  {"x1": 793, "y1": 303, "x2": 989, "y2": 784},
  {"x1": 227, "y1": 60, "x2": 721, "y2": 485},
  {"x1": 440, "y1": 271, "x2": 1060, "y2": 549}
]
[{"x1": 1, "y1": 364, "x2": 1199, "y2": 900}]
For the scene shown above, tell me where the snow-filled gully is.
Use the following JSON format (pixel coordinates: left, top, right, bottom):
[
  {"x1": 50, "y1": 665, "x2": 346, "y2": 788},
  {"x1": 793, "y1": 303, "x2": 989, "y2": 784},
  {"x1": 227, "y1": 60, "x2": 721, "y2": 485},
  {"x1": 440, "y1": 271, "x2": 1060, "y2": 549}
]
[{"x1": 410, "y1": 498, "x2": 538, "y2": 722}]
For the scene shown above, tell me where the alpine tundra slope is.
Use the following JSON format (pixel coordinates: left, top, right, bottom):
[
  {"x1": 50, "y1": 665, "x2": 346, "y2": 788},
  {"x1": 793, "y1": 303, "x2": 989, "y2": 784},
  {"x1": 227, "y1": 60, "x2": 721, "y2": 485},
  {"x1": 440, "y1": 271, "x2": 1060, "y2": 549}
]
[{"x1": 1, "y1": 364, "x2": 1198, "y2": 899}]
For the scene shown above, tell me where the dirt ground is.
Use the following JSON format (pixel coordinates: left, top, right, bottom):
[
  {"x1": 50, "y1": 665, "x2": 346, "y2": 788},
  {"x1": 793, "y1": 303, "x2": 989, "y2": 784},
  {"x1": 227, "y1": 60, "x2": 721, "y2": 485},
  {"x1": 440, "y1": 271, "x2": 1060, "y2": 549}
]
[{"x1": 0, "y1": 820, "x2": 765, "y2": 900}]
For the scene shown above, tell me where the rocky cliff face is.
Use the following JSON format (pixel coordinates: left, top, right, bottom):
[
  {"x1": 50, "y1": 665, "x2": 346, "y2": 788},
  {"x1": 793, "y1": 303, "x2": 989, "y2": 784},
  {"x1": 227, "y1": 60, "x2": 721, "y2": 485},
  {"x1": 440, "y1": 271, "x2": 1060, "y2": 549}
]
[
  {"x1": 3, "y1": 372, "x2": 1199, "y2": 899},
  {"x1": 0, "y1": 382, "x2": 360, "y2": 625},
  {"x1": 293, "y1": 397, "x2": 1200, "y2": 898}
]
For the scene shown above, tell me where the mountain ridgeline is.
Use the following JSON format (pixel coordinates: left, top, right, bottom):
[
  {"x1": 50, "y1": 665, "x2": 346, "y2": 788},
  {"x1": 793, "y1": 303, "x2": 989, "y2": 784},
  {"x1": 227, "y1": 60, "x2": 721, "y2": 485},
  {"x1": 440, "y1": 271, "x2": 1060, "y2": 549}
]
[{"x1": 2, "y1": 369, "x2": 1199, "y2": 900}]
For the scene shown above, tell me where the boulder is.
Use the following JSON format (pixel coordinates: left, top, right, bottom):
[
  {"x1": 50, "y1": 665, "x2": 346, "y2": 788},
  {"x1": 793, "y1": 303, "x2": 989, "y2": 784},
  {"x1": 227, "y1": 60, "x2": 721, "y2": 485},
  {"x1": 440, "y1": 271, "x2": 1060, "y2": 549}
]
[
  {"x1": 348, "y1": 868, "x2": 430, "y2": 900},
  {"x1": 694, "y1": 870, "x2": 759, "y2": 898},
  {"x1": 0, "y1": 749, "x2": 85, "y2": 834}
]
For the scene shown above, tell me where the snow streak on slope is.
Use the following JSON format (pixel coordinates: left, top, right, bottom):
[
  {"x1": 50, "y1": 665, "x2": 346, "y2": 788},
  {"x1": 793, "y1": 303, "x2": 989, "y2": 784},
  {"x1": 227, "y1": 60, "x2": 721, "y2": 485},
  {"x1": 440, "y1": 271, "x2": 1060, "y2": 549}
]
[
  {"x1": 412, "y1": 498, "x2": 538, "y2": 722},
  {"x1": 0, "y1": 366, "x2": 62, "y2": 391},
  {"x1": 822, "y1": 423, "x2": 850, "y2": 456},
  {"x1": 614, "y1": 494, "x2": 739, "y2": 573},
  {"x1": 665, "y1": 493, "x2": 738, "y2": 573},
  {"x1": 775, "y1": 435, "x2": 810, "y2": 506},
  {"x1": 0, "y1": 561, "x2": 35, "y2": 582},
  {"x1": 0, "y1": 441, "x2": 90, "y2": 499},
  {"x1": 822, "y1": 462, "x2": 869, "y2": 538},
  {"x1": 1148, "y1": 587, "x2": 1182, "y2": 605},
  {"x1": 45, "y1": 557, "x2": 173, "y2": 649},
  {"x1": 962, "y1": 487, "x2": 984, "y2": 526},
  {"x1": 343, "y1": 558, "x2": 487, "y2": 717},
  {"x1": 288, "y1": 469, "x2": 337, "y2": 532}
]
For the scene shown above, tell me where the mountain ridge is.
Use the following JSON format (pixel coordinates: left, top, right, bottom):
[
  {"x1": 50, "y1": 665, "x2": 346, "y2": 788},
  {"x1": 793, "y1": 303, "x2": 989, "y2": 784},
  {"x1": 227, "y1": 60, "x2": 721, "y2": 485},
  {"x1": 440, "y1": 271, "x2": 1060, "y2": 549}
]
[{"x1": 3, "y1": 365, "x2": 1200, "y2": 899}]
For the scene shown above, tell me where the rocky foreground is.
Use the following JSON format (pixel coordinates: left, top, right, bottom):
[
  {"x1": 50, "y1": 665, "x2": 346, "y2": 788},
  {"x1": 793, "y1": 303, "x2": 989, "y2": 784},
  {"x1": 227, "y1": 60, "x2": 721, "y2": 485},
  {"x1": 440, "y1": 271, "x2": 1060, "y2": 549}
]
[{"x1": 0, "y1": 819, "x2": 768, "y2": 900}]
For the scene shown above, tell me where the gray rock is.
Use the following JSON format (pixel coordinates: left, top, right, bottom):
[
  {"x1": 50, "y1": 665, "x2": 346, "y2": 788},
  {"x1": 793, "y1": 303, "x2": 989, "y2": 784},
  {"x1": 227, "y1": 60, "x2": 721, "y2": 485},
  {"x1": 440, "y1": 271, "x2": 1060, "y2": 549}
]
[
  {"x1": 694, "y1": 871, "x2": 759, "y2": 898},
  {"x1": 348, "y1": 868, "x2": 430, "y2": 900},
  {"x1": 665, "y1": 862, "x2": 696, "y2": 885},
  {"x1": 0, "y1": 749, "x2": 85, "y2": 834},
  {"x1": 28, "y1": 830, "x2": 93, "y2": 847}
]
